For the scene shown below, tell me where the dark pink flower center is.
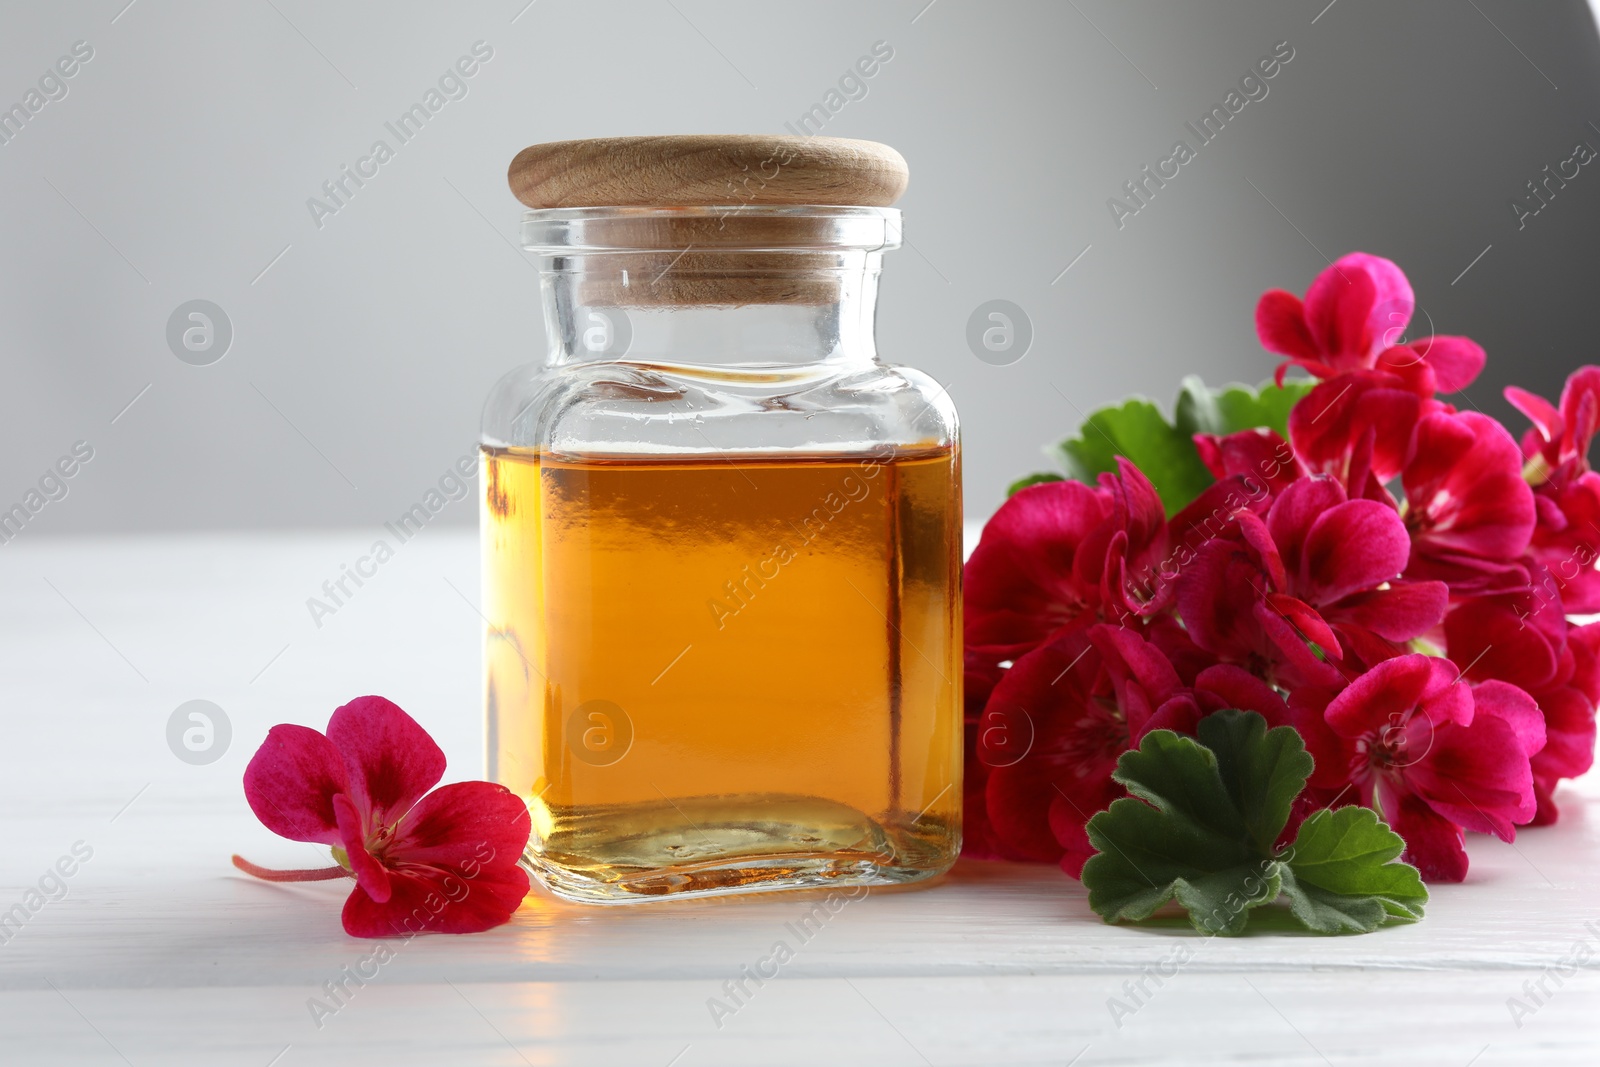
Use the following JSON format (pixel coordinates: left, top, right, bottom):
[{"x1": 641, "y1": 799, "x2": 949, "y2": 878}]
[{"x1": 1059, "y1": 698, "x2": 1128, "y2": 780}]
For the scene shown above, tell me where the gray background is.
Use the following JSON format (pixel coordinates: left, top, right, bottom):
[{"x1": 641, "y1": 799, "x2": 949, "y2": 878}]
[{"x1": 2, "y1": 0, "x2": 1598, "y2": 534}]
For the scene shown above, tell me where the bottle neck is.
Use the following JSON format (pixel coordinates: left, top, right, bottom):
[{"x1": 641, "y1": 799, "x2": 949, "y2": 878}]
[{"x1": 540, "y1": 250, "x2": 884, "y2": 371}]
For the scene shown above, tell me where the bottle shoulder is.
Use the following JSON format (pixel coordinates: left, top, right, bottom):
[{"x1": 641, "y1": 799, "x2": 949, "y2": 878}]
[{"x1": 481, "y1": 360, "x2": 957, "y2": 455}]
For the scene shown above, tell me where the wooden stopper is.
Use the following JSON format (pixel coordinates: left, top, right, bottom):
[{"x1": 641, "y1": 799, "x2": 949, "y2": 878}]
[{"x1": 507, "y1": 135, "x2": 909, "y2": 210}]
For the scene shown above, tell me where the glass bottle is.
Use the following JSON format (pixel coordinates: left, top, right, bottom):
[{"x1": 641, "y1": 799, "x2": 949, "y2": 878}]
[{"x1": 480, "y1": 137, "x2": 961, "y2": 903}]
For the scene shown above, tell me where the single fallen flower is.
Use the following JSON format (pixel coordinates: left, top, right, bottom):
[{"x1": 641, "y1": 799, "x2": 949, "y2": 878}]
[{"x1": 233, "y1": 695, "x2": 531, "y2": 937}]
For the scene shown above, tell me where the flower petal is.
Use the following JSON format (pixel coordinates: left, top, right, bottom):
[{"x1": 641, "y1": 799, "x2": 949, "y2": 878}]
[
  {"x1": 341, "y1": 858, "x2": 530, "y2": 938},
  {"x1": 1406, "y1": 713, "x2": 1537, "y2": 839},
  {"x1": 984, "y1": 634, "x2": 1118, "y2": 863},
  {"x1": 1305, "y1": 253, "x2": 1413, "y2": 367},
  {"x1": 386, "y1": 781, "x2": 534, "y2": 875},
  {"x1": 965, "y1": 480, "x2": 1108, "y2": 661},
  {"x1": 1415, "y1": 336, "x2": 1485, "y2": 393},
  {"x1": 338, "y1": 782, "x2": 532, "y2": 938},
  {"x1": 1266, "y1": 476, "x2": 1346, "y2": 581},
  {"x1": 1326, "y1": 581, "x2": 1447, "y2": 642},
  {"x1": 1404, "y1": 411, "x2": 1535, "y2": 564},
  {"x1": 1298, "y1": 499, "x2": 1410, "y2": 605},
  {"x1": 1194, "y1": 663, "x2": 1291, "y2": 727},
  {"x1": 1194, "y1": 429, "x2": 1302, "y2": 497},
  {"x1": 242, "y1": 724, "x2": 347, "y2": 846},
  {"x1": 1324, "y1": 654, "x2": 1438, "y2": 737},
  {"x1": 1443, "y1": 592, "x2": 1563, "y2": 693},
  {"x1": 1558, "y1": 366, "x2": 1600, "y2": 461},
  {"x1": 1472, "y1": 680, "x2": 1545, "y2": 760},
  {"x1": 1255, "y1": 289, "x2": 1318, "y2": 362},
  {"x1": 334, "y1": 792, "x2": 392, "y2": 904},
  {"x1": 1286, "y1": 685, "x2": 1353, "y2": 791},
  {"x1": 1506, "y1": 385, "x2": 1563, "y2": 457},
  {"x1": 1386, "y1": 788, "x2": 1468, "y2": 883},
  {"x1": 1291, "y1": 372, "x2": 1422, "y2": 484},
  {"x1": 326, "y1": 696, "x2": 448, "y2": 834}
]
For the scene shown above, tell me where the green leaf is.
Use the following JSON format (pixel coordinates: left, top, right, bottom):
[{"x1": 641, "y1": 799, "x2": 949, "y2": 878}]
[
  {"x1": 1045, "y1": 377, "x2": 1315, "y2": 517},
  {"x1": 1006, "y1": 472, "x2": 1065, "y2": 497},
  {"x1": 1054, "y1": 397, "x2": 1215, "y2": 516},
  {"x1": 1083, "y1": 711, "x2": 1307, "y2": 936},
  {"x1": 1174, "y1": 376, "x2": 1317, "y2": 440},
  {"x1": 1279, "y1": 806, "x2": 1429, "y2": 934},
  {"x1": 1197, "y1": 709, "x2": 1314, "y2": 855}
]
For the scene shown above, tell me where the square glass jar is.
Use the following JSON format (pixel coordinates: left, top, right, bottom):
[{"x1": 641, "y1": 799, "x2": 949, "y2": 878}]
[{"x1": 480, "y1": 204, "x2": 961, "y2": 902}]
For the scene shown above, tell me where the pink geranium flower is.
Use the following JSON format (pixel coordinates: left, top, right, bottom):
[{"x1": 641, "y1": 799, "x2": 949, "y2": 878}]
[
  {"x1": 1176, "y1": 476, "x2": 1446, "y2": 687},
  {"x1": 1402, "y1": 410, "x2": 1537, "y2": 586},
  {"x1": 1256, "y1": 252, "x2": 1485, "y2": 392},
  {"x1": 1526, "y1": 621, "x2": 1600, "y2": 824},
  {"x1": 963, "y1": 460, "x2": 1170, "y2": 712},
  {"x1": 973, "y1": 624, "x2": 1286, "y2": 876},
  {"x1": 1289, "y1": 370, "x2": 1423, "y2": 496},
  {"x1": 235, "y1": 696, "x2": 531, "y2": 937},
  {"x1": 1194, "y1": 428, "x2": 1304, "y2": 498},
  {"x1": 1316, "y1": 655, "x2": 1544, "y2": 882},
  {"x1": 1507, "y1": 366, "x2": 1600, "y2": 613}
]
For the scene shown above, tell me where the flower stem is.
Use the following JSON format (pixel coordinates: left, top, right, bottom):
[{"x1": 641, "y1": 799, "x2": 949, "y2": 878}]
[{"x1": 232, "y1": 854, "x2": 351, "y2": 882}]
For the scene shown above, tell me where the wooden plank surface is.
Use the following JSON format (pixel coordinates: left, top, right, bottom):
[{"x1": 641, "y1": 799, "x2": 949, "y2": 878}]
[{"x1": 2, "y1": 532, "x2": 1597, "y2": 1065}]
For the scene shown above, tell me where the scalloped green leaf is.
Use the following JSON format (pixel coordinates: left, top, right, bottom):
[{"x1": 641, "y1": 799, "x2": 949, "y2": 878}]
[
  {"x1": 1082, "y1": 710, "x2": 1420, "y2": 936},
  {"x1": 1032, "y1": 377, "x2": 1315, "y2": 516},
  {"x1": 1083, "y1": 711, "x2": 1307, "y2": 936},
  {"x1": 1174, "y1": 375, "x2": 1317, "y2": 440},
  {"x1": 1279, "y1": 806, "x2": 1428, "y2": 934},
  {"x1": 1054, "y1": 397, "x2": 1215, "y2": 516}
]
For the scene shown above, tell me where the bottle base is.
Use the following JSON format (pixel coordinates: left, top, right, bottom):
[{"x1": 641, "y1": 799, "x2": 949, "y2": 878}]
[{"x1": 523, "y1": 793, "x2": 958, "y2": 905}]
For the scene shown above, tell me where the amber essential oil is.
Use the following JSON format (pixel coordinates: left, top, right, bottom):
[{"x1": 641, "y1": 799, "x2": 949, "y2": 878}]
[{"x1": 481, "y1": 443, "x2": 962, "y2": 902}]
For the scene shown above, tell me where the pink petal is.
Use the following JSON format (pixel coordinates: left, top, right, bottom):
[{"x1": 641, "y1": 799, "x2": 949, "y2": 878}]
[
  {"x1": 1404, "y1": 411, "x2": 1535, "y2": 562},
  {"x1": 1176, "y1": 539, "x2": 1270, "y2": 660},
  {"x1": 1290, "y1": 372, "x2": 1422, "y2": 484},
  {"x1": 326, "y1": 696, "x2": 448, "y2": 835},
  {"x1": 1387, "y1": 788, "x2": 1468, "y2": 883},
  {"x1": 1286, "y1": 685, "x2": 1353, "y2": 791},
  {"x1": 1090, "y1": 624, "x2": 1181, "y2": 737},
  {"x1": 984, "y1": 634, "x2": 1118, "y2": 862},
  {"x1": 965, "y1": 480, "x2": 1108, "y2": 657},
  {"x1": 1300, "y1": 499, "x2": 1410, "y2": 604},
  {"x1": 335, "y1": 792, "x2": 392, "y2": 904},
  {"x1": 1407, "y1": 714, "x2": 1537, "y2": 838},
  {"x1": 1238, "y1": 511, "x2": 1288, "y2": 592},
  {"x1": 242, "y1": 724, "x2": 347, "y2": 846},
  {"x1": 1416, "y1": 336, "x2": 1485, "y2": 393},
  {"x1": 1194, "y1": 429, "x2": 1302, "y2": 496},
  {"x1": 1167, "y1": 475, "x2": 1269, "y2": 552},
  {"x1": 1194, "y1": 664, "x2": 1291, "y2": 726},
  {"x1": 1327, "y1": 581, "x2": 1448, "y2": 642},
  {"x1": 339, "y1": 782, "x2": 532, "y2": 938},
  {"x1": 1255, "y1": 289, "x2": 1318, "y2": 361},
  {"x1": 1256, "y1": 597, "x2": 1344, "y2": 686},
  {"x1": 1505, "y1": 385, "x2": 1562, "y2": 452},
  {"x1": 1374, "y1": 345, "x2": 1438, "y2": 398},
  {"x1": 1558, "y1": 366, "x2": 1600, "y2": 460},
  {"x1": 1530, "y1": 681, "x2": 1597, "y2": 785},
  {"x1": 1143, "y1": 693, "x2": 1203, "y2": 738},
  {"x1": 1325, "y1": 654, "x2": 1437, "y2": 737},
  {"x1": 341, "y1": 857, "x2": 530, "y2": 938},
  {"x1": 1267, "y1": 476, "x2": 1348, "y2": 582},
  {"x1": 1471, "y1": 680, "x2": 1545, "y2": 759},
  {"x1": 1443, "y1": 593, "x2": 1563, "y2": 693},
  {"x1": 1305, "y1": 253, "x2": 1414, "y2": 367},
  {"x1": 1050, "y1": 795, "x2": 1111, "y2": 880},
  {"x1": 387, "y1": 781, "x2": 534, "y2": 875}
]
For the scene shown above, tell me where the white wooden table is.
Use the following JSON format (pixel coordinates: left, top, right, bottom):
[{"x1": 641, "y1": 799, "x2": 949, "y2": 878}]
[{"x1": 2, "y1": 530, "x2": 1597, "y2": 1065}]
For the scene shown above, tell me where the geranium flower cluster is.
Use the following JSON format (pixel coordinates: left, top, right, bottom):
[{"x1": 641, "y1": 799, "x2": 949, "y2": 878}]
[{"x1": 965, "y1": 253, "x2": 1600, "y2": 882}]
